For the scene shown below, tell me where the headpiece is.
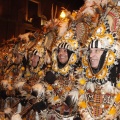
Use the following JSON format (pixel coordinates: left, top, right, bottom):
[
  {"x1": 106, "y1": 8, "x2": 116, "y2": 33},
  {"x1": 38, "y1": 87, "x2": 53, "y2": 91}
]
[
  {"x1": 32, "y1": 41, "x2": 46, "y2": 57},
  {"x1": 82, "y1": 11, "x2": 120, "y2": 84},
  {"x1": 88, "y1": 39, "x2": 104, "y2": 49},
  {"x1": 86, "y1": 16, "x2": 120, "y2": 59},
  {"x1": 52, "y1": 29, "x2": 80, "y2": 76},
  {"x1": 78, "y1": 1, "x2": 120, "y2": 119},
  {"x1": 58, "y1": 42, "x2": 71, "y2": 50},
  {"x1": 30, "y1": 40, "x2": 51, "y2": 71}
]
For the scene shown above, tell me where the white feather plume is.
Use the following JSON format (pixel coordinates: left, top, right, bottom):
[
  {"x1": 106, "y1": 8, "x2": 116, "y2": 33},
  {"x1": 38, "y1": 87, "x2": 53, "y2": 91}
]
[
  {"x1": 86, "y1": 82, "x2": 95, "y2": 92},
  {"x1": 18, "y1": 32, "x2": 33, "y2": 42},
  {"x1": 14, "y1": 81, "x2": 25, "y2": 90},
  {"x1": 82, "y1": 7, "x2": 95, "y2": 16},
  {"x1": 101, "y1": 81, "x2": 115, "y2": 94},
  {"x1": 32, "y1": 83, "x2": 45, "y2": 98},
  {"x1": 1, "y1": 80, "x2": 9, "y2": 89},
  {"x1": 11, "y1": 113, "x2": 22, "y2": 120},
  {"x1": 58, "y1": 20, "x2": 69, "y2": 37},
  {"x1": 4, "y1": 107, "x2": 12, "y2": 114},
  {"x1": 68, "y1": 90, "x2": 79, "y2": 104}
]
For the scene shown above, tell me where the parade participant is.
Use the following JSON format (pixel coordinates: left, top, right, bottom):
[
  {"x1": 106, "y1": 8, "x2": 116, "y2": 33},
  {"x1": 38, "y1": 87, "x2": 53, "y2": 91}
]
[
  {"x1": 78, "y1": 2, "x2": 120, "y2": 118},
  {"x1": 13, "y1": 40, "x2": 52, "y2": 120},
  {"x1": 12, "y1": 32, "x2": 37, "y2": 95},
  {"x1": 23, "y1": 40, "x2": 51, "y2": 89},
  {"x1": 0, "y1": 46, "x2": 15, "y2": 113},
  {"x1": 38, "y1": 28, "x2": 82, "y2": 119},
  {"x1": 0, "y1": 32, "x2": 50, "y2": 120},
  {"x1": 0, "y1": 40, "x2": 26, "y2": 119},
  {"x1": 0, "y1": 32, "x2": 39, "y2": 120},
  {"x1": 9, "y1": 26, "x2": 56, "y2": 119},
  {"x1": 0, "y1": 40, "x2": 23, "y2": 111},
  {"x1": 27, "y1": 41, "x2": 79, "y2": 119}
]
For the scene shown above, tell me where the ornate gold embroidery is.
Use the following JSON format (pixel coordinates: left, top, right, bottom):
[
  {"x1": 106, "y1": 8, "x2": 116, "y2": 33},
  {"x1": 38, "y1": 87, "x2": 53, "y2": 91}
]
[
  {"x1": 107, "y1": 51, "x2": 115, "y2": 66},
  {"x1": 68, "y1": 53, "x2": 77, "y2": 65},
  {"x1": 94, "y1": 23, "x2": 106, "y2": 36},
  {"x1": 96, "y1": 66, "x2": 108, "y2": 79},
  {"x1": 84, "y1": 50, "x2": 115, "y2": 81},
  {"x1": 82, "y1": 55, "x2": 89, "y2": 66}
]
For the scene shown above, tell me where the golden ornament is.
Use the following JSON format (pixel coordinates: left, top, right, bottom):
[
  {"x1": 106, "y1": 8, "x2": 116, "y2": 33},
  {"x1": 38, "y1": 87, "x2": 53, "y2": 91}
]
[
  {"x1": 108, "y1": 106, "x2": 116, "y2": 115},
  {"x1": 78, "y1": 101, "x2": 87, "y2": 108},
  {"x1": 21, "y1": 66, "x2": 25, "y2": 71}
]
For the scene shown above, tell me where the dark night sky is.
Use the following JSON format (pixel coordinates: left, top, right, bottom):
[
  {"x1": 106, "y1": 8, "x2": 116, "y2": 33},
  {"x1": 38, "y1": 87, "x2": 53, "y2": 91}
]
[{"x1": 41, "y1": 0, "x2": 84, "y2": 20}]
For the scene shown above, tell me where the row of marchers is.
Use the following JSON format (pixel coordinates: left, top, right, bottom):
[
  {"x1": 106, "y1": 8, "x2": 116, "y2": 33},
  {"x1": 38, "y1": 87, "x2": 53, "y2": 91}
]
[{"x1": 0, "y1": 0, "x2": 120, "y2": 120}]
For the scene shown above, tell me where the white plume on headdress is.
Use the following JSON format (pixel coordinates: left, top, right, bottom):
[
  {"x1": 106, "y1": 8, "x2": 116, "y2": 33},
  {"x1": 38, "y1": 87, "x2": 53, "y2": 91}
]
[
  {"x1": 32, "y1": 83, "x2": 45, "y2": 98},
  {"x1": 11, "y1": 113, "x2": 22, "y2": 120},
  {"x1": 100, "y1": 37, "x2": 111, "y2": 49},
  {"x1": 1, "y1": 80, "x2": 9, "y2": 89},
  {"x1": 18, "y1": 32, "x2": 34, "y2": 42},
  {"x1": 14, "y1": 81, "x2": 25, "y2": 90},
  {"x1": 101, "y1": 81, "x2": 115, "y2": 94},
  {"x1": 68, "y1": 90, "x2": 79, "y2": 104},
  {"x1": 82, "y1": 7, "x2": 95, "y2": 16},
  {"x1": 82, "y1": 0, "x2": 103, "y2": 15},
  {"x1": 86, "y1": 82, "x2": 95, "y2": 92},
  {"x1": 4, "y1": 107, "x2": 12, "y2": 114},
  {"x1": 58, "y1": 19, "x2": 69, "y2": 37},
  {"x1": 63, "y1": 30, "x2": 74, "y2": 40},
  {"x1": 85, "y1": 0, "x2": 95, "y2": 6}
]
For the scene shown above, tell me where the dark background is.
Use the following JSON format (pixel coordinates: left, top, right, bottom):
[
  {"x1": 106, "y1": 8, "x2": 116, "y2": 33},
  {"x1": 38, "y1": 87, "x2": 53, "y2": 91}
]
[
  {"x1": 41, "y1": 0, "x2": 84, "y2": 20},
  {"x1": 0, "y1": 0, "x2": 84, "y2": 41}
]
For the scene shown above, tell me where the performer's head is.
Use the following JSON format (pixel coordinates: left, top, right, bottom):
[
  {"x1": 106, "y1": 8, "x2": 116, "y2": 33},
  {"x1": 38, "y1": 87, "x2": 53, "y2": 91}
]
[
  {"x1": 57, "y1": 42, "x2": 73, "y2": 67},
  {"x1": 30, "y1": 42, "x2": 45, "y2": 68},
  {"x1": 51, "y1": 39, "x2": 79, "y2": 75},
  {"x1": 14, "y1": 52, "x2": 24, "y2": 65},
  {"x1": 13, "y1": 42, "x2": 26, "y2": 65},
  {"x1": 30, "y1": 53, "x2": 40, "y2": 68},
  {"x1": 88, "y1": 39, "x2": 107, "y2": 73},
  {"x1": 57, "y1": 48, "x2": 69, "y2": 64}
]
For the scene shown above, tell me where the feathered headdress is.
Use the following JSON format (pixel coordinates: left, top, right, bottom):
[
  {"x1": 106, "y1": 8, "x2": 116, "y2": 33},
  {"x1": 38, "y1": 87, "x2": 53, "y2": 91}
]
[{"x1": 86, "y1": 12, "x2": 120, "y2": 59}]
